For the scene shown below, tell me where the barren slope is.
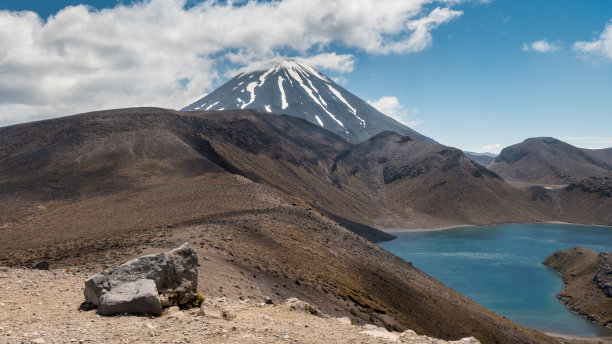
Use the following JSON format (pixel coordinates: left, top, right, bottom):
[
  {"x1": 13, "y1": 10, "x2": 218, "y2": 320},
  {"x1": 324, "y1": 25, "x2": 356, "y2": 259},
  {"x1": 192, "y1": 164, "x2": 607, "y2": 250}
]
[
  {"x1": 489, "y1": 137, "x2": 612, "y2": 185},
  {"x1": 0, "y1": 108, "x2": 560, "y2": 343}
]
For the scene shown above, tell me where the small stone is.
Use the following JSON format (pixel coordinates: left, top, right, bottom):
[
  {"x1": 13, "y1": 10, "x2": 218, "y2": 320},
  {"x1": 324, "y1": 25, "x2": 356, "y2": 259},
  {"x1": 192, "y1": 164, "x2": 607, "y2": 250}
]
[
  {"x1": 31, "y1": 338, "x2": 46, "y2": 344},
  {"x1": 178, "y1": 292, "x2": 197, "y2": 305},
  {"x1": 221, "y1": 309, "x2": 236, "y2": 321},
  {"x1": 159, "y1": 294, "x2": 172, "y2": 307},
  {"x1": 166, "y1": 224, "x2": 174, "y2": 229},
  {"x1": 32, "y1": 261, "x2": 50, "y2": 270},
  {"x1": 225, "y1": 237, "x2": 232, "y2": 241},
  {"x1": 166, "y1": 307, "x2": 185, "y2": 320},
  {"x1": 336, "y1": 317, "x2": 351, "y2": 325},
  {"x1": 264, "y1": 296, "x2": 274, "y2": 305}
]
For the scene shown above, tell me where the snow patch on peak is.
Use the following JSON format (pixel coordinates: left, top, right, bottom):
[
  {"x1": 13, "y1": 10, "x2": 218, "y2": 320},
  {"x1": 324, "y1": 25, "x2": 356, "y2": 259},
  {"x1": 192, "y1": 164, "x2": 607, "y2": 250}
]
[
  {"x1": 242, "y1": 68, "x2": 274, "y2": 109},
  {"x1": 242, "y1": 82, "x2": 258, "y2": 109},
  {"x1": 206, "y1": 102, "x2": 219, "y2": 110},
  {"x1": 278, "y1": 76, "x2": 288, "y2": 110},
  {"x1": 265, "y1": 105, "x2": 271, "y2": 112},
  {"x1": 285, "y1": 66, "x2": 344, "y2": 128},
  {"x1": 328, "y1": 85, "x2": 365, "y2": 127},
  {"x1": 238, "y1": 58, "x2": 329, "y2": 83},
  {"x1": 315, "y1": 115, "x2": 324, "y2": 127},
  {"x1": 297, "y1": 62, "x2": 330, "y2": 82}
]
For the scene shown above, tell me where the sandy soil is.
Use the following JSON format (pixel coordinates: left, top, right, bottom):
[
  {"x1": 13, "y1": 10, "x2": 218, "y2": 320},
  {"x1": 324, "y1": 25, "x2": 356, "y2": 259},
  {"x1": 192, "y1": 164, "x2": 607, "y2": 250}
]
[{"x1": 0, "y1": 267, "x2": 480, "y2": 344}]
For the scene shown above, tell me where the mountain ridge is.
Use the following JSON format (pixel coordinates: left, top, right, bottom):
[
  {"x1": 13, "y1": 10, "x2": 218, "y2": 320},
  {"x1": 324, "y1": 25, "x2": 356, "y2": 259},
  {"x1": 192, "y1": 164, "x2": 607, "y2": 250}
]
[
  {"x1": 489, "y1": 137, "x2": 612, "y2": 184},
  {"x1": 182, "y1": 59, "x2": 433, "y2": 143}
]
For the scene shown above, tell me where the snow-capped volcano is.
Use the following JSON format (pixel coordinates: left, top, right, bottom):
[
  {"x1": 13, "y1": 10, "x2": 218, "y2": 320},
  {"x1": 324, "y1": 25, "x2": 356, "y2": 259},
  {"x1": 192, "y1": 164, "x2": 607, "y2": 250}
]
[{"x1": 182, "y1": 59, "x2": 432, "y2": 143}]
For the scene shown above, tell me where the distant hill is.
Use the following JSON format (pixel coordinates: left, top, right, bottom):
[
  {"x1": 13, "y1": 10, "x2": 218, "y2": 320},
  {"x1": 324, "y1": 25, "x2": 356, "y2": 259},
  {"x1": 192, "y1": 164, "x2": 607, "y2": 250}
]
[
  {"x1": 489, "y1": 137, "x2": 612, "y2": 184},
  {"x1": 464, "y1": 151, "x2": 496, "y2": 167},
  {"x1": 182, "y1": 59, "x2": 433, "y2": 143}
]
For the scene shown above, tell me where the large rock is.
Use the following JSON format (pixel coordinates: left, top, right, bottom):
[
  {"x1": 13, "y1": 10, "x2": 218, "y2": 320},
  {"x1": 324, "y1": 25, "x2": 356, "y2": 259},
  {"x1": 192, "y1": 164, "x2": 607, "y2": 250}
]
[
  {"x1": 98, "y1": 279, "x2": 162, "y2": 316},
  {"x1": 84, "y1": 243, "x2": 198, "y2": 310}
]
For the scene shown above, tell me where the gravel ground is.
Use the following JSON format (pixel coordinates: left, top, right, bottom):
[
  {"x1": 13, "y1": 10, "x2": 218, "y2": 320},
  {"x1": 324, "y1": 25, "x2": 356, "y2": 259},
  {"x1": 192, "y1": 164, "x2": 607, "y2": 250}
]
[{"x1": 0, "y1": 267, "x2": 479, "y2": 344}]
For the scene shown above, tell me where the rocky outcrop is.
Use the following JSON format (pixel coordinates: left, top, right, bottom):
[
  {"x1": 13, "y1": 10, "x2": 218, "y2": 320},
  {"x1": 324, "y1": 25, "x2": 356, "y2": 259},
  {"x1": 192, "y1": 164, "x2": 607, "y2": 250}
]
[
  {"x1": 84, "y1": 243, "x2": 198, "y2": 315},
  {"x1": 98, "y1": 279, "x2": 162, "y2": 316},
  {"x1": 566, "y1": 177, "x2": 612, "y2": 198},
  {"x1": 543, "y1": 247, "x2": 612, "y2": 328},
  {"x1": 285, "y1": 297, "x2": 321, "y2": 316},
  {"x1": 595, "y1": 252, "x2": 612, "y2": 297}
]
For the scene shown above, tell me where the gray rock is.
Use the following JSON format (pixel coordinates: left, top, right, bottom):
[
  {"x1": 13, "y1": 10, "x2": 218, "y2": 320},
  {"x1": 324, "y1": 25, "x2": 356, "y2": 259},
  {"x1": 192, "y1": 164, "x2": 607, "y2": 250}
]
[
  {"x1": 84, "y1": 243, "x2": 198, "y2": 308},
  {"x1": 32, "y1": 261, "x2": 49, "y2": 270},
  {"x1": 98, "y1": 279, "x2": 162, "y2": 316},
  {"x1": 595, "y1": 252, "x2": 612, "y2": 297},
  {"x1": 264, "y1": 296, "x2": 274, "y2": 305}
]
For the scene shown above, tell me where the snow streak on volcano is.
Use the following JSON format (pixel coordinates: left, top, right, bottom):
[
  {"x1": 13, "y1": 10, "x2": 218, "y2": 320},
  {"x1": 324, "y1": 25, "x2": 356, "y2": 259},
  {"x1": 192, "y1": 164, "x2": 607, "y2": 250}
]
[{"x1": 182, "y1": 59, "x2": 432, "y2": 143}]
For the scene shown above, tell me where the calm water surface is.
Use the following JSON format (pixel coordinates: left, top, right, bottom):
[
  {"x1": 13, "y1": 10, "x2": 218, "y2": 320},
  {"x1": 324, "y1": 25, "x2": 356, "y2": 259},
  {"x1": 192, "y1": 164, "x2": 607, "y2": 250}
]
[{"x1": 379, "y1": 224, "x2": 612, "y2": 337}]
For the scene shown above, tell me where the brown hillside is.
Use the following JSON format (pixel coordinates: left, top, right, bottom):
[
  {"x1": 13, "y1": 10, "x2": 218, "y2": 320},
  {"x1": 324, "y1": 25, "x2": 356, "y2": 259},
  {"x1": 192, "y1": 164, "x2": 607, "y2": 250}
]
[
  {"x1": 547, "y1": 177, "x2": 612, "y2": 226},
  {"x1": 0, "y1": 108, "x2": 560, "y2": 343},
  {"x1": 489, "y1": 137, "x2": 612, "y2": 185}
]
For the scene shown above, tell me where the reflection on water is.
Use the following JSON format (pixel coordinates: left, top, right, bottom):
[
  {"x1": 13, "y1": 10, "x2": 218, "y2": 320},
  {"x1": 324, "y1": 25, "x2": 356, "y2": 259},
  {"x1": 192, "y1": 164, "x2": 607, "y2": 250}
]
[{"x1": 379, "y1": 224, "x2": 612, "y2": 337}]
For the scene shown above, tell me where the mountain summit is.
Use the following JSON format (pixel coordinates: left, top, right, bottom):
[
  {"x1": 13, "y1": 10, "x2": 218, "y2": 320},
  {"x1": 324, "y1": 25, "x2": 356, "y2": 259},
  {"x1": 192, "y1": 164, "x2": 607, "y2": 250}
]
[{"x1": 182, "y1": 59, "x2": 432, "y2": 143}]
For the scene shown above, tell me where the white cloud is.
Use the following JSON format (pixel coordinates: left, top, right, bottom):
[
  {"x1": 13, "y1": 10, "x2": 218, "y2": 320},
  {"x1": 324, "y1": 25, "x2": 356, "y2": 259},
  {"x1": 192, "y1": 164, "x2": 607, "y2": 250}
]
[
  {"x1": 480, "y1": 143, "x2": 502, "y2": 154},
  {"x1": 574, "y1": 20, "x2": 612, "y2": 60},
  {"x1": 330, "y1": 76, "x2": 348, "y2": 86},
  {"x1": 296, "y1": 53, "x2": 355, "y2": 73},
  {"x1": 522, "y1": 40, "x2": 560, "y2": 53},
  {"x1": 367, "y1": 96, "x2": 423, "y2": 127},
  {"x1": 0, "y1": 0, "x2": 465, "y2": 126}
]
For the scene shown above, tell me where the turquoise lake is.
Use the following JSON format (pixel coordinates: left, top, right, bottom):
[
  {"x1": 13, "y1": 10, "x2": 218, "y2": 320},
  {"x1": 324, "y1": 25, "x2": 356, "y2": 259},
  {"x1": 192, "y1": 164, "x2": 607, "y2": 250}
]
[{"x1": 379, "y1": 223, "x2": 612, "y2": 337}]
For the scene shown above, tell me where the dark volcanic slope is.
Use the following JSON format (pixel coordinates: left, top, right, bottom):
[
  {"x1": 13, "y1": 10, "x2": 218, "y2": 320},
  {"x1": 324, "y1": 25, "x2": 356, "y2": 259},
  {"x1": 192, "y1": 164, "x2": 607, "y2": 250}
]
[
  {"x1": 543, "y1": 247, "x2": 612, "y2": 327},
  {"x1": 489, "y1": 137, "x2": 612, "y2": 184},
  {"x1": 0, "y1": 108, "x2": 558, "y2": 344},
  {"x1": 328, "y1": 132, "x2": 549, "y2": 228},
  {"x1": 182, "y1": 59, "x2": 433, "y2": 143},
  {"x1": 172, "y1": 114, "x2": 556, "y2": 229}
]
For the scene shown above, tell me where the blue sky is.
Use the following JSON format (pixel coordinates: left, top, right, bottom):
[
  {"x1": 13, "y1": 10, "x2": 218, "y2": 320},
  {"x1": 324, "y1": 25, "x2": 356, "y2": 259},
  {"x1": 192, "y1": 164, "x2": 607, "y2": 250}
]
[{"x1": 1, "y1": 0, "x2": 611, "y2": 153}]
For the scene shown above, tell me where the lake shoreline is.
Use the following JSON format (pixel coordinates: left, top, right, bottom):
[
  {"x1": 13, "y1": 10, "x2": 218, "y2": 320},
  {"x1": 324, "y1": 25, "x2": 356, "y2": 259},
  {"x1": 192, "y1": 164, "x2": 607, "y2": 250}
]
[
  {"x1": 546, "y1": 331, "x2": 612, "y2": 343},
  {"x1": 379, "y1": 223, "x2": 612, "y2": 337},
  {"x1": 380, "y1": 221, "x2": 612, "y2": 234}
]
